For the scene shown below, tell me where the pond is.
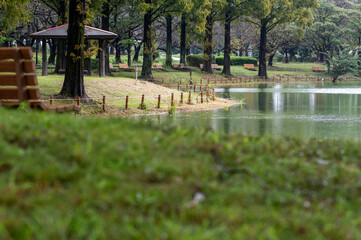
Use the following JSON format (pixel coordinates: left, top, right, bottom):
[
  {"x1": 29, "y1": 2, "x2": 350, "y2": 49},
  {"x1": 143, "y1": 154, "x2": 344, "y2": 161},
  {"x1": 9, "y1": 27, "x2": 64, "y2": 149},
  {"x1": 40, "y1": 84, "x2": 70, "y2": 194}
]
[{"x1": 138, "y1": 82, "x2": 361, "y2": 141}]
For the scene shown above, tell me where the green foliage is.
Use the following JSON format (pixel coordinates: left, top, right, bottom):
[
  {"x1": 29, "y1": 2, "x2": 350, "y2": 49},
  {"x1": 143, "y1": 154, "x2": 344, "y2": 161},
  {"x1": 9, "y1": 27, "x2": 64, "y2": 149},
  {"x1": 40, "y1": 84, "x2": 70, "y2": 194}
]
[
  {"x1": 325, "y1": 47, "x2": 359, "y2": 82},
  {"x1": 0, "y1": 0, "x2": 29, "y2": 30},
  {"x1": 215, "y1": 56, "x2": 258, "y2": 66},
  {"x1": 2, "y1": 109, "x2": 361, "y2": 238},
  {"x1": 186, "y1": 54, "x2": 204, "y2": 67},
  {"x1": 138, "y1": 103, "x2": 148, "y2": 110}
]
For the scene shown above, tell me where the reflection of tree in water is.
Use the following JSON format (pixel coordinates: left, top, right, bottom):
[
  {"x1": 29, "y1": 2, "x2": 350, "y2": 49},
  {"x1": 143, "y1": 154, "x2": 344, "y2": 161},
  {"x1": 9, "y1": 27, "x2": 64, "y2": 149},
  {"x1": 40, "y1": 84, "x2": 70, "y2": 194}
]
[
  {"x1": 258, "y1": 83, "x2": 268, "y2": 112},
  {"x1": 222, "y1": 107, "x2": 231, "y2": 134},
  {"x1": 222, "y1": 87, "x2": 231, "y2": 99}
]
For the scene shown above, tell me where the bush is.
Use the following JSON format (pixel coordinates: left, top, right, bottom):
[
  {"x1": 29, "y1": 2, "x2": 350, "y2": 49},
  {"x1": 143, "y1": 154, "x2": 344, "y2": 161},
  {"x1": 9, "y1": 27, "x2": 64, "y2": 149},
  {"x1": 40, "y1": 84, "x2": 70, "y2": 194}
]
[
  {"x1": 186, "y1": 54, "x2": 204, "y2": 67},
  {"x1": 215, "y1": 56, "x2": 258, "y2": 66}
]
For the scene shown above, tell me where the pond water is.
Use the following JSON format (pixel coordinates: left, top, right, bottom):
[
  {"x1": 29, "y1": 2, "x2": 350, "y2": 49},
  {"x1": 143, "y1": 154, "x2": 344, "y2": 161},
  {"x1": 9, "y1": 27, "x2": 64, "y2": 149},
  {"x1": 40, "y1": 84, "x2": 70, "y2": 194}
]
[{"x1": 137, "y1": 82, "x2": 361, "y2": 141}]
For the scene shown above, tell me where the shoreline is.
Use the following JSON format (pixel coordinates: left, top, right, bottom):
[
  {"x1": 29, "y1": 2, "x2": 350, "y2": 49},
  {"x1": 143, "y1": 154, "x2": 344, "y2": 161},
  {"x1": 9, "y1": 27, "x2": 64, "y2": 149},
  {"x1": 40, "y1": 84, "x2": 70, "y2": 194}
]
[{"x1": 82, "y1": 97, "x2": 238, "y2": 118}]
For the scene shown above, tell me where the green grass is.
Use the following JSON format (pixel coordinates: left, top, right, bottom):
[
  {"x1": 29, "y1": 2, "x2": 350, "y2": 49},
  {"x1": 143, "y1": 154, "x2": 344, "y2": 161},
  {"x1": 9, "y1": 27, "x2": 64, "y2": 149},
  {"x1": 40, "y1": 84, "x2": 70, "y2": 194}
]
[{"x1": 1, "y1": 108, "x2": 361, "y2": 239}]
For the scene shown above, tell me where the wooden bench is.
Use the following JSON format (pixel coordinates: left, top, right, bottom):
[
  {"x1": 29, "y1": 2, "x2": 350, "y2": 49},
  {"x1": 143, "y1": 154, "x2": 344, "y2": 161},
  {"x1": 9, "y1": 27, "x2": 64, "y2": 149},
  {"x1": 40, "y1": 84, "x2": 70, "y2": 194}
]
[
  {"x1": 152, "y1": 64, "x2": 165, "y2": 70},
  {"x1": 312, "y1": 66, "x2": 326, "y2": 72},
  {"x1": 0, "y1": 47, "x2": 80, "y2": 112},
  {"x1": 244, "y1": 64, "x2": 257, "y2": 71},
  {"x1": 109, "y1": 63, "x2": 115, "y2": 71},
  {"x1": 211, "y1": 64, "x2": 221, "y2": 70}
]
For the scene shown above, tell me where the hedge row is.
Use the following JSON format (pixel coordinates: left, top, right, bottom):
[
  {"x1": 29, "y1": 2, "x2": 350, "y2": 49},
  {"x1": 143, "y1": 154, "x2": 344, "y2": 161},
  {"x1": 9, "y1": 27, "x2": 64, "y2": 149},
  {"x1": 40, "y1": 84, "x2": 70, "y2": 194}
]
[
  {"x1": 215, "y1": 56, "x2": 258, "y2": 66},
  {"x1": 186, "y1": 54, "x2": 204, "y2": 67}
]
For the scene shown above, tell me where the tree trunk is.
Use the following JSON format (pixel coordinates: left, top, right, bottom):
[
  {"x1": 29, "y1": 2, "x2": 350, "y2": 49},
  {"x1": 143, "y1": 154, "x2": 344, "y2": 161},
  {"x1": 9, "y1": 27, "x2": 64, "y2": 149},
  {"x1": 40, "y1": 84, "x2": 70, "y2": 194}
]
[
  {"x1": 180, "y1": 13, "x2": 186, "y2": 64},
  {"x1": 115, "y1": 42, "x2": 122, "y2": 63},
  {"x1": 258, "y1": 19, "x2": 267, "y2": 78},
  {"x1": 55, "y1": 0, "x2": 67, "y2": 74},
  {"x1": 133, "y1": 43, "x2": 141, "y2": 62},
  {"x1": 48, "y1": 39, "x2": 56, "y2": 65},
  {"x1": 84, "y1": 40, "x2": 92, "y2": 76},
  {"x1": 127, "y1": 43, "x2": 132, "y2": 66},
  {"x1": 203, "y1": 14, "x2": 214, "y2": 74},
  {"x1": 165, "y1": 14, "x2": 172, "y2": 66},
  {"x1": 222, "y1": 13, "x2": 231, "y2": 76},
  {"x1": 284, "y1": 50, "x2": 289, "y2": 63},
  {"x1": 268, "y1": 53, "x2": 275, "y2": 66},
  {"x1": 59, "y1": 0, "x2": 87, "y2": 97},
  {"x1": 55, "y1": 40, "x2": 66, "y2": 73},
  {"x1": 102, "y1": 0, "x2": 110, "y2": 75},
  {"x1": 319, "y1": 52, "x2": 324, "y2": 62},
  {"x1": 141, "y1": 2, "x2": 153, "y2": 79}
]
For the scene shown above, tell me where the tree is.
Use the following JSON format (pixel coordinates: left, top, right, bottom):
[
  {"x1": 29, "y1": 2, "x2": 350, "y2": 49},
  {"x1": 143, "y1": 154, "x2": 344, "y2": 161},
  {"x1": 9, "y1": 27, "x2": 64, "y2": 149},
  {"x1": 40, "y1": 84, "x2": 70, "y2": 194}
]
[
  {"x1": 0, "y1": 0, "x2": 29, "y2": 30},
  {"x1": 304, "y1": 1, "x2": 348, "y2": 63},
  {"x1": 221, "y1": 0, "x2": 247, "y2": 76},
  {"x1": 326, "y1": 47, "x2": 359, "y2": 83},
  {"x1": 59, "y1": 0, "x2": 89, "y2": 97},
  {"x1": 202, "y1": 0, "x2": 226, "y2": 74},
  {"x1": 246, "y1": 0, "x2": 318, "y2": 78}
]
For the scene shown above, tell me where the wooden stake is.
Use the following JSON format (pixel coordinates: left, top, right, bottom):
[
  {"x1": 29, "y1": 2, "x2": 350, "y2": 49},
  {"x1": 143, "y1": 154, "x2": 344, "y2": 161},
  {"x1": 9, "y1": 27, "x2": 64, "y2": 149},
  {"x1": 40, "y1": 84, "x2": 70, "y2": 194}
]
[
  {"x1": 102, "y1": 96, "x2": 106, "y2": 112},
  {"x1": 77, "y1": 97, "x2": 80, "y2": 106},
  {"x1": 141, "y1": 94, "x2": 144, "y2": 107},
  {"x1": 180, "y1": 92, "x2": 183, "y2": 104},
  {"x1": 125, "y1": 96, "x2": 129, "y2": 109},
  {"x1": 194, "y1": 83, "x2": 196, "y2": 92},
  {"x1": 157, "y1": 95, "x2": 161, "y2": 108},
  {"x1": 171, "y1": 93, "x2": 174, "y2": 106},
  {"x1": 201, "y1": 91, "x2": 203, "y2": 103},
  {"x1": 213, "y1": 89, "x2": 215, "y2": 101},
  {"x1": 188, "y1": 91, "x2": 192, "y2": 104},
  {"x1": 50, "y1": 96, "x2": 53, "y2": 105}
]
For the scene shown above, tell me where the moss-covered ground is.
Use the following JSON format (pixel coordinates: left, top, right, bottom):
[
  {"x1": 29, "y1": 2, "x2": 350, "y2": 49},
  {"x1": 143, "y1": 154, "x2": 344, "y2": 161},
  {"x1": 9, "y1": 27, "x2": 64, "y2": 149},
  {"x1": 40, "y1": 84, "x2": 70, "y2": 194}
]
[{"x1": 1, "y1": 108, "x2": 361, "y2": 239}]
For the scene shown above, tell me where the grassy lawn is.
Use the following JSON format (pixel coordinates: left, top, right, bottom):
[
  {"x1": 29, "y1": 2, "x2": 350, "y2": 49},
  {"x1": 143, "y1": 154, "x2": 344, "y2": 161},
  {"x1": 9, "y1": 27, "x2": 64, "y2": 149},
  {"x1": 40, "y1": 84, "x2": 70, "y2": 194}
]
[{"x1": 1, "y1": 108, "x2": 361, "y2": 239}]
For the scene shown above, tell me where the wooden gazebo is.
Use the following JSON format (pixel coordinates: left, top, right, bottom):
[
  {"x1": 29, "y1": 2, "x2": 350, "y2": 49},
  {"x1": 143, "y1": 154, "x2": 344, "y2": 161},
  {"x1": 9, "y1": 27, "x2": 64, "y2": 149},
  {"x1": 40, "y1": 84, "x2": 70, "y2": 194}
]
[{"x1": 30, "y1": 24, "x2": 117, "y2": 77}]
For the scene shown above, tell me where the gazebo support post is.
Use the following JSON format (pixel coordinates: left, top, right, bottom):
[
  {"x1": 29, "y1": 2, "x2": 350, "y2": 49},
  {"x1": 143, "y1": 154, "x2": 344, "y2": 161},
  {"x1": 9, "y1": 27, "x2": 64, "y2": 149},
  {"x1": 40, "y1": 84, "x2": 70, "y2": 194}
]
[
  {"x1": 42, "y1": 38, "x2": 48, "y2": 76},
  {"x1": 99, "y1": 39, "x2": 105, "y2": 77}
]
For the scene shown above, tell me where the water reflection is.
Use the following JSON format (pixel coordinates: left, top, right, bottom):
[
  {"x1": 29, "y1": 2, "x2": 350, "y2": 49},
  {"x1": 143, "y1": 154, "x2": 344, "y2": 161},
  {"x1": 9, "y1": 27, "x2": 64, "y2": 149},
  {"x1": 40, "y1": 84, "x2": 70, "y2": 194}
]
[{"x1": 139, "y1": 83, "x2": 361, "y2": 140}]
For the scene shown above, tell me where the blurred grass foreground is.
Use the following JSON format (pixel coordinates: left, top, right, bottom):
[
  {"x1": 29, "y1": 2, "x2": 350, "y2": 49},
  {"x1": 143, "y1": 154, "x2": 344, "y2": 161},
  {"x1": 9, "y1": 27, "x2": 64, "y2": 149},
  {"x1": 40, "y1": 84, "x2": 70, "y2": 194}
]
[{"x1": 1, "y1": 108, "x2": 361, "y2": 239}]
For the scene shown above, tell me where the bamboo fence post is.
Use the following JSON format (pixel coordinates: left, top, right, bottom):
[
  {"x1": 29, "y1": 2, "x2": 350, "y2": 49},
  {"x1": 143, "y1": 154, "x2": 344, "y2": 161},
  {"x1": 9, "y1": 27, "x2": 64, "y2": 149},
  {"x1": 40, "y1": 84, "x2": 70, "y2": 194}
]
[
  {"x1": 77, "y1": 97, "x2": 80, "y2": 106},
  {"x1": 171, "y1": 93, "x2": 174, "y2": 106},
  {"x1": 141, "y1": 94, "x2": 145, "y2": 107},
  {"x1": 102, "y1": 96, "x2": 106, "y2": 112},
  {"x1": 125, "y1": 96, "x2": 129, "y2": 109},
  {"x1": 188, "y1": 91, "x2": 192, "y2": 104},
  {"x1": 201, "y1": 91, "x2": 203, "y2": 103},
  {"x1": 180, "y1": 92, "x2": 183, "y2": 104},
  {"x1": 157, "y1": 95, "x2": 161, "y2": 108},
  {"x1": 50, "y1": 96, "x2": 53, "y2": 105}
]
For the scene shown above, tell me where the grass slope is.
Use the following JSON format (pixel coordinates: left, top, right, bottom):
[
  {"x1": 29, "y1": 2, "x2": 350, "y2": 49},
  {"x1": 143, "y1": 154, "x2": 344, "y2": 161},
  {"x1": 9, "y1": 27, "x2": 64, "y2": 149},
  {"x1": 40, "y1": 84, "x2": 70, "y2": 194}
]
[{"x1": 1, "y1": 108, "x2": 361, "y2": 239}]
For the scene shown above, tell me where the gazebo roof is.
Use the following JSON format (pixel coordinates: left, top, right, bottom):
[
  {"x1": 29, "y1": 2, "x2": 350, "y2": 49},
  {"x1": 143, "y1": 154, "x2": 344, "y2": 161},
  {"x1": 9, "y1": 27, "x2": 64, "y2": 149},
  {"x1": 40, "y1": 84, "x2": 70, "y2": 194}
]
[{"x1": 30, "y1": 24, "x2": 117, "y2": 40}]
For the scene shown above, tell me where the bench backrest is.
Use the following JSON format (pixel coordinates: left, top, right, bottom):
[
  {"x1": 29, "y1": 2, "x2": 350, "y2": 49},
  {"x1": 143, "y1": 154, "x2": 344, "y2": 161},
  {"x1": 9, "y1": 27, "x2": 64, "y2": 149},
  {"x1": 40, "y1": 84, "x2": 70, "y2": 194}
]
[
  {"x1": 155, "y1": 64, "x2": 162, "y2": 68},
  {"x1": 179, "y1": 63, "x2": 185, "y2": 68},
  {"x1": 118, "y1": 63, "x2": 129, "y2": 69},
  {"x1": 172, "y1": 64, "x2": 178, "y2": 68},
  {"x1": 109, "y1": 63, "x2": 114, "y2": 69},
  {"x1": 244, "y1": 64, "x2": 255, "y2": 68},
  {"x1": 211, "y1": 64, "x2": 219, "y2": 68},
  {"x1": 312, "y1": 66, "x2": 325, "y2": 70},
  {"x1": 0, "y1": 47, "x2": 40, "y2": 106}
]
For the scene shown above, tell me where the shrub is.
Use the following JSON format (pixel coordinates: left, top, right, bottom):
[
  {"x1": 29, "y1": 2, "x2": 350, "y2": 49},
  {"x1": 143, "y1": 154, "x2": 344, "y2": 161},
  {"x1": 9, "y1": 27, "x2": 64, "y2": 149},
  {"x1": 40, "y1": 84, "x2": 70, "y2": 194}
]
[
  {"x1": 215, "y1": 56, "x2": 258, "y2": 66},
  {"x1": 186, "y1": 54, "x2": 204, "y2": 67}
]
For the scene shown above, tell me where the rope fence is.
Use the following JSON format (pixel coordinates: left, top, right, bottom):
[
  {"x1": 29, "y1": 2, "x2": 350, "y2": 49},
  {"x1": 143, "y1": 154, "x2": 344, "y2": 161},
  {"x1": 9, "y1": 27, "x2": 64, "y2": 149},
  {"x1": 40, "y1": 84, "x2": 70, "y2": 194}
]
[{"x1": 43, "y1": 89, "x2": 217, "y2": 113}]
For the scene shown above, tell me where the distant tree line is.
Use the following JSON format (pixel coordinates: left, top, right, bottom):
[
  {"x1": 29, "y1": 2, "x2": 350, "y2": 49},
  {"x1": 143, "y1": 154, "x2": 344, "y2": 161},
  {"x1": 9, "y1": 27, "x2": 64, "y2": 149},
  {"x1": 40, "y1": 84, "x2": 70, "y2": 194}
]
[{"x1": 1, "y1": 0, "x2": 360, "y2": 97}]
